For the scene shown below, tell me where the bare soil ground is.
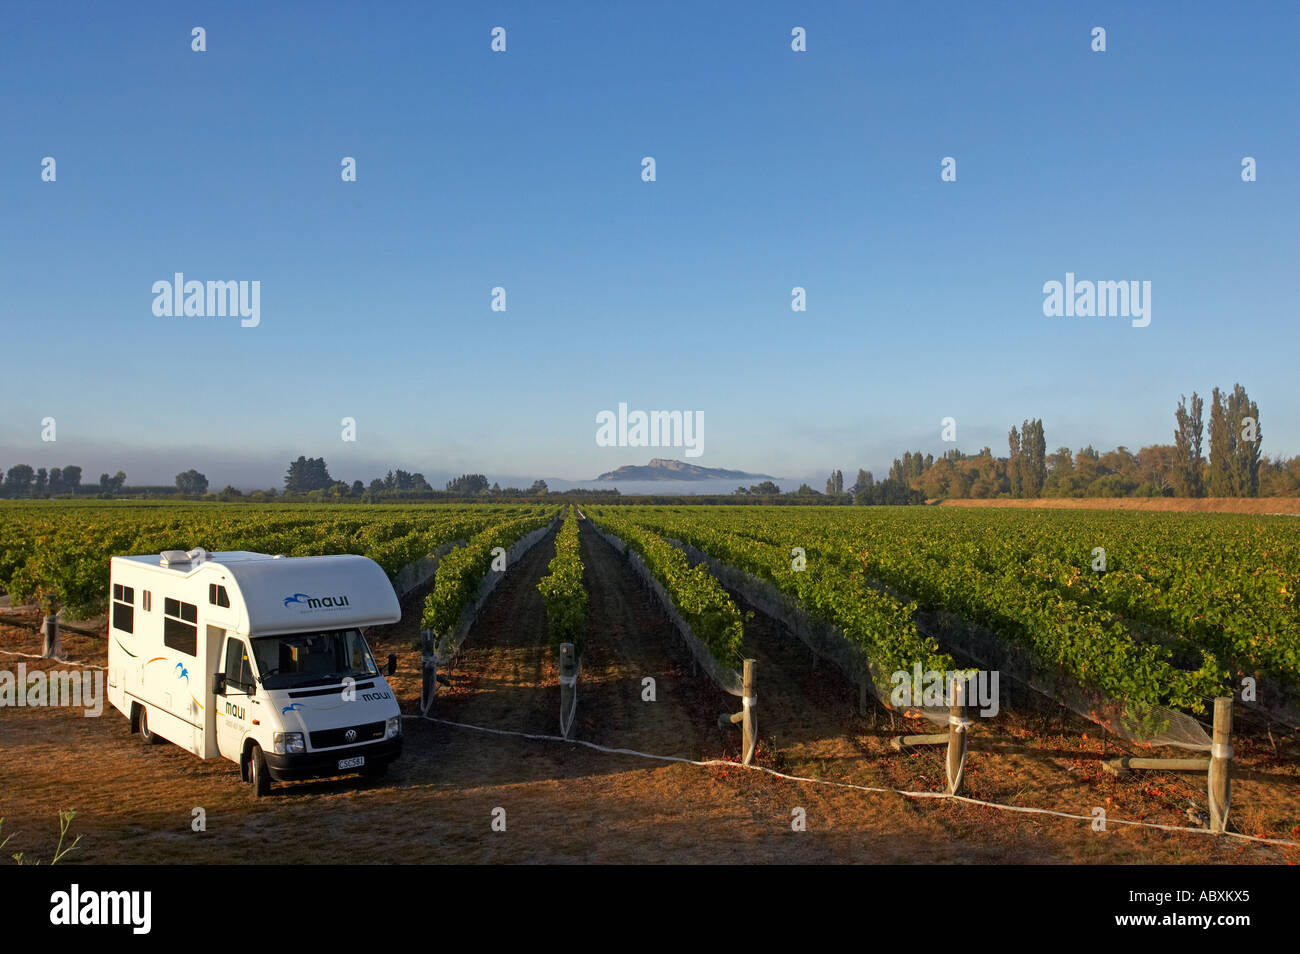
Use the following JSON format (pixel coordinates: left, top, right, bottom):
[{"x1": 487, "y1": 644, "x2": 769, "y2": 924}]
[
  {"x1": 1, "y1": 523, "x2": 1297, "y2": 865},
  {"x1": 937, "y1": 497, "x2": 1300, "y2": 514}
]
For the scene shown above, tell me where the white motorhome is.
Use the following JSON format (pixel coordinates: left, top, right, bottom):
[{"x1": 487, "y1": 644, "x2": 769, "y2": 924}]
[{"x1": 106, "y1": 548, "x2": 404, "y2": 796}]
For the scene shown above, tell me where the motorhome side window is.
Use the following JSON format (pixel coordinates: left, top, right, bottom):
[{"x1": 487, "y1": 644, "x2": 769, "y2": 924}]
[
  {"x1": 163, "y1": 597, "x2": 198, "y2": 656},
  {"x1": 208, "y1": 584, "x2": 230, "y2": 608},
  {"x1": 223, "y1": 639, "x2": 253, "y2": 692},
  {"x1": 111, "y1": 583, "x2": 134, "y2": 634}
]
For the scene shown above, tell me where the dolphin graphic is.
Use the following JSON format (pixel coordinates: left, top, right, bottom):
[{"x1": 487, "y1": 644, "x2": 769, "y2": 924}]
[
  {"x1": 174, "y1": 662, "x2": 189, "y2": 682},
  {"x1": 284, "y1": 593, "x2": 310, "y2": 607},
  {"x1": 282, "y1": 703, "x2": 305, "y2": 715}
]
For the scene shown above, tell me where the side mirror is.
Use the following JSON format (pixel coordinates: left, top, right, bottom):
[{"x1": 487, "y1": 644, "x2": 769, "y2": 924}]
[
  {"x1": 210, "y1": 673, "x2": 226, "y2": 696},
  {"x1": 386, "y1": 654, "x2": 397, "y2": 677}
]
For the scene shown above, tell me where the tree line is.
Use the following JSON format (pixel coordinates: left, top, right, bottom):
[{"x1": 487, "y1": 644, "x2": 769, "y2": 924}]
[
  {"x1": 280, "y1": 458, "x2": 552, "y2": 500},
  {"x1": 0, "y1": 465, "x2": 85, "y2": 498},
  {"x1": 820, "y1": 383, "x2": 1294, "y2": 504},
  {"x1": 0, "y1": 465, "x2": 139, "y2": 499},
  {"x1": 0, "y1": 463, "x2": 217, "y2": 499},
  {"x1": 0, "y1": 453, "x2": 585, "y2": 502}
]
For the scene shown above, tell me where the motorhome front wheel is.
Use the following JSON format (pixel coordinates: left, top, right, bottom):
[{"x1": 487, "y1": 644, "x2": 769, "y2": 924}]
[{"x1": 249, "y1": 744, "x2": 271, "y2": 798}]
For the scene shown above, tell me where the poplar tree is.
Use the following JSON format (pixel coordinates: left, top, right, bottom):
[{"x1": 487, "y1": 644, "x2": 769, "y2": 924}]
[
  {"x1": 1173, "y1": 392, "x2": 1205, "y2": 497},
  {"x1": 1227, "y1": 384, "x2": 1261, "y2": 496},
  {"x1": 1207, "y1": 388, "x2": 1234, "y2": 496},
  {"x1": 1008, "y1": 426, "x2": 1023, "y2": 497},
  {"x1": 1022, "y1": 419, "x2": 1047, "y2": 497}
]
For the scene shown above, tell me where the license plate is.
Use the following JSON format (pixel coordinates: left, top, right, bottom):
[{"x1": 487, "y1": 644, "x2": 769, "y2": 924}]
[{"x1": 338, "y1": 756, "x2": 365, "y2": 770}]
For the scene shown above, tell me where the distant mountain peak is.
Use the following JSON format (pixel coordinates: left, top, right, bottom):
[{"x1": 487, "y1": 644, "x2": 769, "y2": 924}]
[{"x1": 596, "y1": 459, "x2": 777, "y2": 482}]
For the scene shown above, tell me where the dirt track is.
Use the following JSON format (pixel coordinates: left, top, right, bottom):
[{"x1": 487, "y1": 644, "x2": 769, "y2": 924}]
[
  {"x1": 1, "y1": 522, "x2": 1297, "y2": 864},
  {"x1": 432, "y1": 518, "x2": 732, "y2": 756}
]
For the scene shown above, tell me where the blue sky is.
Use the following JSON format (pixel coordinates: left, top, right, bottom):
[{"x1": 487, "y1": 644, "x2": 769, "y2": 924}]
[{"x1": 1, "y1": 1, "x2": 1296, "y2": 488}]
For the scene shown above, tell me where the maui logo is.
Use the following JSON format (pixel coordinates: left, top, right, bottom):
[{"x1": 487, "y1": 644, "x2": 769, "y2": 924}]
[
  {"x1": 283, "y1": 593, "x2": 350, "y2": 610},
  {"x1": 361, "y1": 691, "x2": 391, "y2": 702},
  {"x1": 224, "y1": 700, "x2": 245, "y2": 721}
]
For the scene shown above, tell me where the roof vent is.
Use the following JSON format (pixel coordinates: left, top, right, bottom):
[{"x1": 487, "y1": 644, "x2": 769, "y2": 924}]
[
  {"x1": 160, "y1": 550, "x2": 191, "y2": 566},
  {"x1": 187, "y1": 548, "x2": 208, "y2": 564}
]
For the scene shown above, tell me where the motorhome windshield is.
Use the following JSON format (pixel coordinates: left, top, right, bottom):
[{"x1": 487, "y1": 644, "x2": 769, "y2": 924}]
[{"x1": 251, "y1": 628, "x2": 380, "y2": 690}]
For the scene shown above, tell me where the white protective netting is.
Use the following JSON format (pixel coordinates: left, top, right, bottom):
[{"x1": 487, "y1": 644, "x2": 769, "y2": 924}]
[
  {"x1": 672, "y1": 538, "x2": 1211, "y2": 750},
  {"x1": 592, "y1": 525, "x2": 743, "y2": 697},
  {"x1": 671, "y1": 538, "x2": 923, "y2": 716},
  {"x1": 559, "y1": 673, "x2": 578, "y2": 738},
  {"x1": 392, "y1": 539, "x2": 466, "y2": 601},
  {"x1": 914, "y1": 610, "x2": 1211, "y2": 750},
  {"x1": 432, "y1": 517, "x2": 559, "y2": 666},
  {"x1": 419, "y1": 516, "x2": 561, "y2": 717}
]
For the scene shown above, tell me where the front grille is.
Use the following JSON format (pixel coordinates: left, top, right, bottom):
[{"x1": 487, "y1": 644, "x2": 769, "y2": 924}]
[{"x1": 309, "y1": 721, "x2": 385, "y2": 749}]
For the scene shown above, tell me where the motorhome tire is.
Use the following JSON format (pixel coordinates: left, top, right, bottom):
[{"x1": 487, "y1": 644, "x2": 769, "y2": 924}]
[
  {"x1": 249, "y1": 744, "x2": 271, "y2": 797},
  {"x1": 137, "y1": 705, "x2": 160, "y2": 745}
]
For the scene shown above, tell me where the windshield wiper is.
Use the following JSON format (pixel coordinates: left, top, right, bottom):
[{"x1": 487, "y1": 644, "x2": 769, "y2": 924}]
[
  {"x1": 265, "y1": 671, "x2": 379, "y2": 690},
  {"x1": 283, "y1": 676, "x2": 345, "y2": 689}
]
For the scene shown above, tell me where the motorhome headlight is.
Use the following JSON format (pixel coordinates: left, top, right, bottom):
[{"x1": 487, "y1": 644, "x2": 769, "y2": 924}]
[
  {"x1": 385, "y1": 716, "x2": 402, "y2": 740},
  {"x1": 274, "y1": 732, "x2": 305, "y2": 754}
]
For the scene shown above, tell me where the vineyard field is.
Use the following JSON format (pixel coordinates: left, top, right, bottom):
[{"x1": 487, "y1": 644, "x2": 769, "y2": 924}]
[
  {"x1": 5, "y1": 500, "x2": 1295, "y2": 722},
  {"x1": 2, "y1": 500, "x2": 1298, "y2": 863},
  {"x1": 588, "y1": 505, "x2": 1300, "y2": 724},
  {"x1": 0, "y1": 501, "x2": 554, "y2": 615}
]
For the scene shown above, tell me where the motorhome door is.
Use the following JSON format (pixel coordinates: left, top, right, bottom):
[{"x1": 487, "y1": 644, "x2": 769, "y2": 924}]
[{"x1": 216, "y1": 635, "x2": 256, "y2": 762}]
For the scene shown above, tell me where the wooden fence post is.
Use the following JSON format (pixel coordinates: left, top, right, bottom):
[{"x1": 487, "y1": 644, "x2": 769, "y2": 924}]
[
  {"x1": 945, "y1": 676, "x2": 972, "y2": 795},
  {"x1": 559, "y1": 642, "x2": 579, "y2": 739},
  {"x1": 742, "y1": 658, "x2": 757, "y2": 766},
  {"x1": 41, "y1": 594, "x2": 61, "y2": 660},
  {"x1": 1208, "y1": 696, "x2": 1233, "y2": 833}
]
